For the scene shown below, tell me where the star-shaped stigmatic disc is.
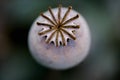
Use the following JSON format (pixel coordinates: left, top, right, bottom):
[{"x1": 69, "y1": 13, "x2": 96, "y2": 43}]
[{"x1": 36, "y1": 5, "x2": 80, "y2": 47}]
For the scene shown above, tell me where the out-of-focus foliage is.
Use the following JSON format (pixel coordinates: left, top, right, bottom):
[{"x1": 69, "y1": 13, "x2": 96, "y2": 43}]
[{"x1": 0, "y1": 0, "x2": 120, "y2": 80}]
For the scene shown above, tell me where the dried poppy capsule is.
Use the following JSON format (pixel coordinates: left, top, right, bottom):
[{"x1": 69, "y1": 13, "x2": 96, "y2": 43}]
[{"x1": 28, "y1": 5, "x2": 91, "y2": 70}]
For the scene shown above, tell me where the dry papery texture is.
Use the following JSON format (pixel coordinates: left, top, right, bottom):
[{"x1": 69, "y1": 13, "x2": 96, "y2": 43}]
[{"x1": 28, "y1": 6, "x2": 91, "y2": 70}]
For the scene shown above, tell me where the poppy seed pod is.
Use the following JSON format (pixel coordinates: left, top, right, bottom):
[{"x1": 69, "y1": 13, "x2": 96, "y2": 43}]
[{"x1": 28, "y1": 5, "x2": 91, "y2": 70}]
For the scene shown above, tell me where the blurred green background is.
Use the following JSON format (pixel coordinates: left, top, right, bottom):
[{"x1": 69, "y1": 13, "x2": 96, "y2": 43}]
[{"x1": 0, "y1": 0, "x2": 120, "y2": 80}]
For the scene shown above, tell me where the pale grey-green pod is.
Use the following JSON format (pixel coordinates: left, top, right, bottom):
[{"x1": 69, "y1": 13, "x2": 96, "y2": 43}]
[{"x1": 28, "y1": 6, "x2": 91, "y2": 70}]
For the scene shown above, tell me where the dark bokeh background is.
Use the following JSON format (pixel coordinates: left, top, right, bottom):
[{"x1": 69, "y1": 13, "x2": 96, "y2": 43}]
[{"x1": 0, "y1": 0, "x2": 120, "y2": 80}]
